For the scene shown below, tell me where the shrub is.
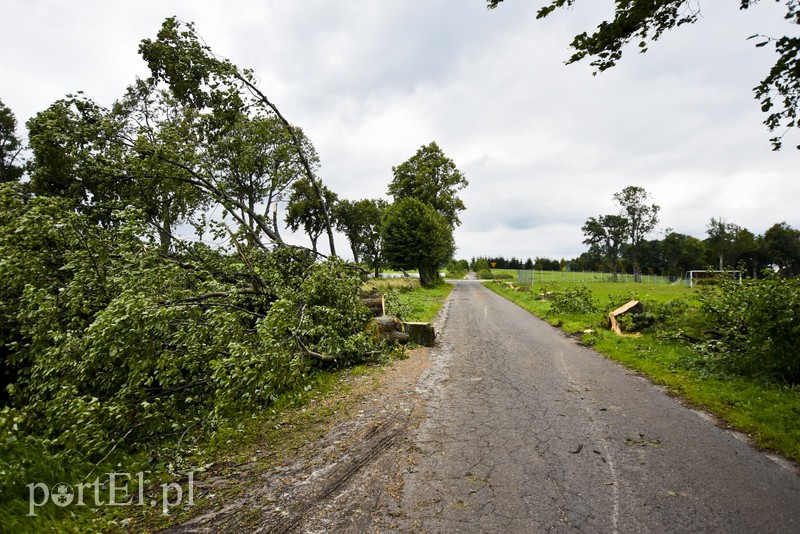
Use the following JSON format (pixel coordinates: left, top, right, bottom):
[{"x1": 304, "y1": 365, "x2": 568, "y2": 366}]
[
  {"x1": 546, "y1": 284, "x2": 598, "y2": 316},
  {"x1": 697, "y1": 276, "x2": 800, "y2": 383}
]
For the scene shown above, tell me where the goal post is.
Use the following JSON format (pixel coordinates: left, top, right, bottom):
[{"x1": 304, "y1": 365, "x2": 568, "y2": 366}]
[{"x1": 686, "y1": 270, "x2": 742, "y2": 288}]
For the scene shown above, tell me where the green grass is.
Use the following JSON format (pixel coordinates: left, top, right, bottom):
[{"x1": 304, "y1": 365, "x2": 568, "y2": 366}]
[
  {"x1": 485, "y1": 280, "x2": 800, "y2": 463},
  {"x1": 399, "y1": 283, "x2": 452, "y2": 322},
  {"x1": 495, "y1": 268, "x2": 673, "y2": 285},
  {"x1": 363, "y1": 279, "x2": 453, "y2": 322}
]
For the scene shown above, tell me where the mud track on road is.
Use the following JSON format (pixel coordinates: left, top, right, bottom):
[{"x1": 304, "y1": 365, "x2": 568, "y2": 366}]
[{"x1": 163, "y1": 299, "x2": 451, "y2": 533}]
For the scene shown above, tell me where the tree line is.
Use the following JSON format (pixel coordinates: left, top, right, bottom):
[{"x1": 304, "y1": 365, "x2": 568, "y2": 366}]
[
  {"x1": 574, "y1": 218, "x2": 800, "y2": 280},
  {"x1": 474, "y1": 185, "x2": 800, "y2": 282},
  {"x1": 468, "y1": 256, "x2": 564, "y2": 272},
  {"x1": 573, "y1": 186, "x2": 800, "y2": 280}
]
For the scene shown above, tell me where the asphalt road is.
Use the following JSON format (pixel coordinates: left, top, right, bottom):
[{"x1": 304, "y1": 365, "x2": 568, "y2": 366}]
[{"x1": 395, "y1": 280, "x2": 800, "y2": 533}]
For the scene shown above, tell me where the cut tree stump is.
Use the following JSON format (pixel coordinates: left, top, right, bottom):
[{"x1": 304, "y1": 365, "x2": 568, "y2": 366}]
[
  {"x1": 365, "y1": 315, "x2": 436, "y2": 346},
  {"x1": 366, "y1": 316, "x2": 409, "y2": 344},
  {"x1": 403, "y1": 322, "x2": 436, "y2": 347}
]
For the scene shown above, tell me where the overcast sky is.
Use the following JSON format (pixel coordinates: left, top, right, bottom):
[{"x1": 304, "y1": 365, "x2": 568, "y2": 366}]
[{"x1": 3, "y1": 1, "x2": 798, "y2": 261}]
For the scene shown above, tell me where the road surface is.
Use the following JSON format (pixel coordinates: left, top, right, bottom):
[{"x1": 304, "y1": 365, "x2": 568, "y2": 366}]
[{"x1": 391, "y1": 280, "x2": 800, "y2": 532}]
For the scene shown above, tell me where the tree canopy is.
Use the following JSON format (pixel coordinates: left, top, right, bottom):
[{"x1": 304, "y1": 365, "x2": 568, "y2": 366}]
[
  {"x1": 0, "y1": 100, "x2": 24, "y2": 183},
  {"x1": 388, "y1": 141, "x2": 468, "y2": 227},
  {"x1": 285, "y1": 179, "x2": 338, "y2": 255},
  {"x1": 381, "y1": 197, "x2": 456, "y2": 287},
  {"x1": 334, "y1": 198, "x2": 387, "y2": 274},
  {"x1": 487, "y1": 0, "x2": 800, "y2": 149},
  {"x1": 0, "y1": 19, "x2": 392, "y2": 528},
  {"x1": 139, "y1": 17, "x2": 338, "y2": 253},
  {"x1": 613, "y1": 186, "x2": 660, "y2": 282},
  {"x1": 582, "y1": 214, "x2": 628, "y2": 279}
]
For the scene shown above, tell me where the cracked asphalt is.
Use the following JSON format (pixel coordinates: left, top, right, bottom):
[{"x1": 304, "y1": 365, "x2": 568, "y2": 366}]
[{"x1": 391, "y1": 280, "x2": 800, "y2": 533}]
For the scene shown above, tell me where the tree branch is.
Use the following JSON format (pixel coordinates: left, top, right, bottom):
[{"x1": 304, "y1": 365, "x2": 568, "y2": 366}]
[{"x1": 235, "y1": 73, "x2": 337, "y2": 256}]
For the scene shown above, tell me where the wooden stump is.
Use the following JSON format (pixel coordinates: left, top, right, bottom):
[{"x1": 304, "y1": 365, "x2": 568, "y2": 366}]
[
  {"x1": 365, "y1": 315, "x2": 436, "y2": 346},
  {"x1": 404, "y1": 322, "x2": 436, "y2": 347},
  {"x1": 366, "y1": 315, "x2": 409, "y2": 344}
]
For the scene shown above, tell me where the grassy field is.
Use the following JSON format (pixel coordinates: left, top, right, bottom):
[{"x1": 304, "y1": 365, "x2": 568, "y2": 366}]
[
  {"x1": 489, "y1": 268, "x2": 672, "y2": 285},
  {"x1": 485, "y1": 279, "x2": 800, "y2": 463}
]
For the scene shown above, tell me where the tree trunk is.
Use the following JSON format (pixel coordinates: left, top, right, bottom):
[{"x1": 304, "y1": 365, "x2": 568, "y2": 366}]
[
  {"x1": 359, "y1": 289, "x2": 385, "y2": 317},
  {"x1": 366, "y1": 315, "x2": 409, "y2": 344},
  {"x1": 419, "y1": 264, "x2": 438, "y2": 287},
  {"x1": 403, "y1": 322, "x2": 436, "y2": 346}
]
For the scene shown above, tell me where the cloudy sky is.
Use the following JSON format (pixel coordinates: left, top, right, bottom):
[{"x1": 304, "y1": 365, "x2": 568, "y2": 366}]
[{"x1": 3, "y1": 1, "x2": 798, "y2": 261}]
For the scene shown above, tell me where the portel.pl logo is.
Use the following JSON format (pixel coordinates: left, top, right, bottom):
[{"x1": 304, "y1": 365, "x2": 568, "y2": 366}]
[{"x1": 27, "y1": 472, "x2": 194, "y2": 516}]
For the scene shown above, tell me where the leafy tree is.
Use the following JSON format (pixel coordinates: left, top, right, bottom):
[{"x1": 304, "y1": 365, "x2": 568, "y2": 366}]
[
  {"x1": 705, "y1": 217, "x2": 757, "y2": 270},
  {"x1": 613, "y1": 186, "x2": 660, "y2": 282},
  {"x1": 26, "y1": 89, "x2": 204, "y2": 252},
  {"x1": 638, "y1": 238, "x2": 666, "y2": 276},
  {"x1": 474, "y1": 257, "x2": 490, "y2": 271},
  {"x1": 582, "y1": 214, "x2": 628, "y2": 279},
  {"x1": 205, "y1": 112, "x2": 315, "y2": 247},
  {"x1": 487, "y1": 1, "x2": 800, "y2": 150},
  {"x1": 0, "y1": 180, "x2": 375, "y2": 507},
  {"x1": 0, "y1": 99, "x2": 23, "y2": 183},
  {"x1": 698, "y1": 275, "x2": 800, "y2": 383},
  {"x1": 381, "y1": 197, "x2": 455, "y2": 287},
  {"x1": 26, "y1": 94, "x2": 117, "y2": 203},
  {"x1": 764, "y1": 221, "x2": 800, "y2": 276},
  {"x1": 334, "y1": 198, "x2": 387, "y2": 275},
  {"x1": 388, "y1": 141, "x2": 468, "y2": 227},
  {"x1": 113, "y1": 80, "x2": 208, "y2": 252},
  {"x1": 662, "y1": 231, "x2": 707, "y2": 277},
  {"x1": 27, "y1": 74, "x2": 318, "y2": 253},
  {"x1": 139, "y1": 17, "x2": 338, "y2": 253},
  {"x1": 706, "y1": 217, "x2": 733, "y2": 270},
  {"x1": 286, "y1": 179, "x2": 338, "y2": 255},
  {"x1": 0, "y1": 18, "x2": 395, "y2": 527}
]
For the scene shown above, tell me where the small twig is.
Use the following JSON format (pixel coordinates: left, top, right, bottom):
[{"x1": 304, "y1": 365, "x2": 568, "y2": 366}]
[
  {"x1": 176, "y1": 421, "x2": 200, "y2": 457},
  {"x1": 82, "y1": 427, "x2": 135, "y2": 482}
]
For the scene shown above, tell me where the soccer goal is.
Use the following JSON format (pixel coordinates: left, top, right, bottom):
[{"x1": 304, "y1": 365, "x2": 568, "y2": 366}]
[{"x1": 686, "y1": 270, "x2": 742, "y2": 288}]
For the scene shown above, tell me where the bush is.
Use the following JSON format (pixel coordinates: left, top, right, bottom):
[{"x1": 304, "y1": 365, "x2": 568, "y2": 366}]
[
  {"x1": 697, "y1": 276, "x2": 800, "y2": 383},
  {"x1": 546, "y1": 284, "x2": 598, "y2": 316}
]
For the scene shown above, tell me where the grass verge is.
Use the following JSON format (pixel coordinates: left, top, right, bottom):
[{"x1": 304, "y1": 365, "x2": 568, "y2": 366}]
[
  {"x1": 363, "y1": 279, "x2": 453, "y2": 322},
  {"x1": 120, "y1": 365, "x2": 379, "y2": 532},
  {"x1": 485, "y1": 280, "x2": 800, "y2": 464}
]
